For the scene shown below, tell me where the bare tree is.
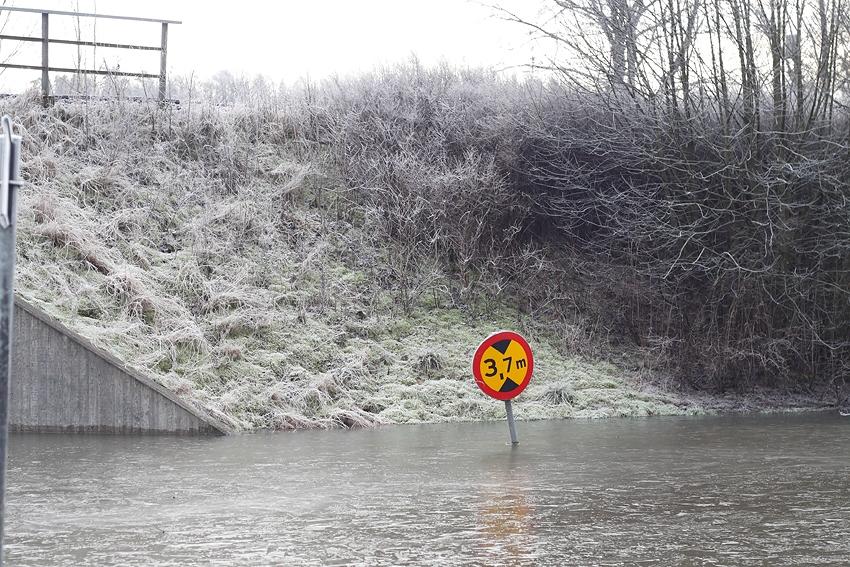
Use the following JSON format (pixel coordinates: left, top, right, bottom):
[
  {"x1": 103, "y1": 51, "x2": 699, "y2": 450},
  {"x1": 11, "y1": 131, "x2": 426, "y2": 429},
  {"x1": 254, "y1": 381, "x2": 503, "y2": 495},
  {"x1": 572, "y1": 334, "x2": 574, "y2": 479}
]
[{"x1": 485, "y1": 0, "x2": 850, "y2": 388}]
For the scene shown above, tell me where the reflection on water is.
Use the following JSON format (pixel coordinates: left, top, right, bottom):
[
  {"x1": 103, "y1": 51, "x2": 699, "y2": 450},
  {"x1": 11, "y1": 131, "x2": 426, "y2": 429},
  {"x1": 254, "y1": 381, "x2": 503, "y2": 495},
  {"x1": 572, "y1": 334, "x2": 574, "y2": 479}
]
[
  {"x1": 4, "y1": 413, "x2": 850, "y2": 565},
  {"x1": 476, "y1": 450, "x2": 535, "y2": 563}
]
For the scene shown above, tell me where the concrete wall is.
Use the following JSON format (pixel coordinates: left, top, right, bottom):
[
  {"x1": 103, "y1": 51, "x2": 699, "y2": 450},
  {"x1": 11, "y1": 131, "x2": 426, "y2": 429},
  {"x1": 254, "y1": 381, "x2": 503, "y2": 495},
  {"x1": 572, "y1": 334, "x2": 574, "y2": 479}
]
[{"x1": 9, "y1": 297, "x2": 228, "y2": 435}]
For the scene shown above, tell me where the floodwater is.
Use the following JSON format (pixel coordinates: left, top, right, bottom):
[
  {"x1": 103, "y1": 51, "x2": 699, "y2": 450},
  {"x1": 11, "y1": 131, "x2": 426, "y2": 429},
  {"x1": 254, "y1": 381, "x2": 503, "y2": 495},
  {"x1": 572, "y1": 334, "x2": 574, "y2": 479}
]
[{"x1": 4, "y1": 413, "x2": 850, "y2": 566}]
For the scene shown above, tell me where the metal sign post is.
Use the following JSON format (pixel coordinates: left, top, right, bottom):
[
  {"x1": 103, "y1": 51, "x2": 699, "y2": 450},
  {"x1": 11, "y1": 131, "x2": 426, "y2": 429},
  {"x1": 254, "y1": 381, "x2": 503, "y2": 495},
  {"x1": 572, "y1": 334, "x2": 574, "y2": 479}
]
[
  {"x1": 0, "y1": 115, "x2": 22, "y2": 567},
  {"x1": 505, "y1": 399, "x2": 519, "y2": 445}
]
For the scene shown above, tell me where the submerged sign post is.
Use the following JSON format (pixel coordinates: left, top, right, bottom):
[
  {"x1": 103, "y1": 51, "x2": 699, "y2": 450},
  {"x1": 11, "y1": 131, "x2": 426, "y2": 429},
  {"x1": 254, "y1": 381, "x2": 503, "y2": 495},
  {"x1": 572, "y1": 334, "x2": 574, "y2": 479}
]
[
  {"x1": 472, "y1": 331, "x2": 534, "y2": 445},
  {"x1": 0, "y1": 115, "x2": 21, "y2": 567}
]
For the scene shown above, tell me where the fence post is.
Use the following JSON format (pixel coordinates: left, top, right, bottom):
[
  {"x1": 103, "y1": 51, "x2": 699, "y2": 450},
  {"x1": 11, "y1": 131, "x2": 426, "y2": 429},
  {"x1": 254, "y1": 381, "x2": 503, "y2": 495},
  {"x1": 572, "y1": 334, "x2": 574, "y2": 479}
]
[
  {"x1": 0, "y1": 115, "x2": 22, "y2": 567},
  {"x1": 158, "y1": 22, "x2": 168, "y2": 102},
  {"x1": 40, "y1": 12, "x2": 49, "y2": 106}
]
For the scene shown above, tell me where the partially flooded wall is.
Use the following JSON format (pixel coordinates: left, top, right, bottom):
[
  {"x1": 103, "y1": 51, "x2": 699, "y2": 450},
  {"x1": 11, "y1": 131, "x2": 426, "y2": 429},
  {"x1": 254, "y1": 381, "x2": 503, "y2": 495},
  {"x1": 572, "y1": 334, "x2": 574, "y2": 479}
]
[{"x1": 9, "y1": 297, "x2": 227, "y2": 435}]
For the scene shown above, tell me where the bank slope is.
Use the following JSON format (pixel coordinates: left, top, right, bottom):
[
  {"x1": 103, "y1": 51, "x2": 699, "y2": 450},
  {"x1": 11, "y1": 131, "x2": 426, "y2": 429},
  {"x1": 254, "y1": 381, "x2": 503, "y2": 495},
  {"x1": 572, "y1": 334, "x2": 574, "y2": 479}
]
[{"x1": 5, "y1": 98, "x2": 823, "y2": 430}]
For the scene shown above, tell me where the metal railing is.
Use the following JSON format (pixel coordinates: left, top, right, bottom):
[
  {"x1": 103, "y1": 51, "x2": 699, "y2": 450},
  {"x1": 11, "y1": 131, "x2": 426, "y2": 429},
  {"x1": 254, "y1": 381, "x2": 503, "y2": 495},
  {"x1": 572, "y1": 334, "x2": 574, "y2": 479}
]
[{"x1": 0, "y1": 6, "x2": 181, "y2": 103}]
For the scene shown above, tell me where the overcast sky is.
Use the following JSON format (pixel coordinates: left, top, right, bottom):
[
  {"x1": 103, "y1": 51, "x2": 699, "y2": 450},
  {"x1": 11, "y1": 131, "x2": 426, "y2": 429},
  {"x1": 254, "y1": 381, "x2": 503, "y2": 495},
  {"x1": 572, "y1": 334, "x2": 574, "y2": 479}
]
[{"x1": 0, "y1": 0, "x2": 548, "y2": 91}]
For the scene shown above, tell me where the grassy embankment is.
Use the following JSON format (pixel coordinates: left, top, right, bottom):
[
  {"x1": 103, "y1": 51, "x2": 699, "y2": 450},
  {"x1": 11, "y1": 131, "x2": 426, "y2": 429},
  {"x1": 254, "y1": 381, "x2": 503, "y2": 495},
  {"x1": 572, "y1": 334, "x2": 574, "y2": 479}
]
[{"x1": 1, "y1": 81, "x2": 833, "y2": 431}]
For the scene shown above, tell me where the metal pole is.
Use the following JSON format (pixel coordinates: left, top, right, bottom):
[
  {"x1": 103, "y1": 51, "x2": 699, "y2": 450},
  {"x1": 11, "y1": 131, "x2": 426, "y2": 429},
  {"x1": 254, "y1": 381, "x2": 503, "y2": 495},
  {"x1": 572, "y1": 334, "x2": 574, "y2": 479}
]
[
  {"x1": 505, "y1": 400, "x2": 519, "y2": 445},
  {"x1": 0, "y1": 115, "x2": 22, "y2": 567},
  {"x1": 41, "y1": 12, "x2": 50, "y2": 106},
  {"x1": 158, "y1": 22, "x2": 168, "y2": 102}
]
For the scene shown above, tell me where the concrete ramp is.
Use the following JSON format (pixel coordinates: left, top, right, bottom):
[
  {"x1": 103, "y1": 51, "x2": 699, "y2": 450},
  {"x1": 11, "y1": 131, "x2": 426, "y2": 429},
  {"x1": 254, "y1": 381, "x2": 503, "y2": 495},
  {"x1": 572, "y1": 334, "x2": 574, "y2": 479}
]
[{"x1": 9, "y1": 297, "x2": 228, "y2": 435}]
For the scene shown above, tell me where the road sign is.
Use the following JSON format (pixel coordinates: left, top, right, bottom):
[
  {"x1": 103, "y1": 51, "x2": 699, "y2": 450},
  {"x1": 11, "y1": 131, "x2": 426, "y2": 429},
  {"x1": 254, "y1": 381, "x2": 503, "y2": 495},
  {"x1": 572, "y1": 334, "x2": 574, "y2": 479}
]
[
  {"x1": 472, "y1": 330, "x2": 534, "y2": 446},
  {"x1": 473, "y1": 331, "x2": 534, "y2": 401}
]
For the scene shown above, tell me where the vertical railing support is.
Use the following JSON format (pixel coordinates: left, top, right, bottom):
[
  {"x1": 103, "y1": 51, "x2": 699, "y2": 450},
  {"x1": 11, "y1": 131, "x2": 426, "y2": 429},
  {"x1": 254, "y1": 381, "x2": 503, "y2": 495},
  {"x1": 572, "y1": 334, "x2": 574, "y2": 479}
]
[
  {"x1": 40, "y1": 12, "x2": 50, "y2": 106},
  {"x1": 158, "y1": 22, "x2": 168, "y2": 102},
  {"x1": 0, "y1": 115, "x2": 22, "y2": 567}
]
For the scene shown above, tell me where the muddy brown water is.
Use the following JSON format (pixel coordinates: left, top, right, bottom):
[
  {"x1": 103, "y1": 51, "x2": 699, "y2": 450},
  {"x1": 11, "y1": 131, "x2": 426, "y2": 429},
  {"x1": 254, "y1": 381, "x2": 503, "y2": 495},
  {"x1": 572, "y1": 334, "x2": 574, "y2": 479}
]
[{"x1": 4, "y1": 413, "x2": 850, "y2": 565}]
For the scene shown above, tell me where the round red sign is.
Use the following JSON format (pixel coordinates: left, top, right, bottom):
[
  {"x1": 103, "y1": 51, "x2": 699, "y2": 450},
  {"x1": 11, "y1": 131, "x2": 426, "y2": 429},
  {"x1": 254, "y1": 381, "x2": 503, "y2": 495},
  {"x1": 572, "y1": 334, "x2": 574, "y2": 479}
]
[{"x1": 472, "y1": 331, "x2": 534, "y2": 401}]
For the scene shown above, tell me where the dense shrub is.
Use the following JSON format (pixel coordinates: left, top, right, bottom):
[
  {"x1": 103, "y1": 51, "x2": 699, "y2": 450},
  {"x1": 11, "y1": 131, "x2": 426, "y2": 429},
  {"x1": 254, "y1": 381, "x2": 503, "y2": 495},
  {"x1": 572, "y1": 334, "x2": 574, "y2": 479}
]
[
  {"x1": 311, "y1": 65, "x2": 850, "y2": 390},
  {"x1": 315, "y1": 66, "x2": 540, "y2": 308}
]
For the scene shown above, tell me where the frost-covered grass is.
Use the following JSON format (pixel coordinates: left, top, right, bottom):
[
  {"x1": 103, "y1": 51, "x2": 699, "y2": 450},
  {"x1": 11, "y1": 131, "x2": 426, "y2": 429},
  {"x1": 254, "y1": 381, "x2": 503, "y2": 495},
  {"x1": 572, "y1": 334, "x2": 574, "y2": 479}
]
[{"x1": 1, "y1": 92, "x2": 828, "y2": 431}]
